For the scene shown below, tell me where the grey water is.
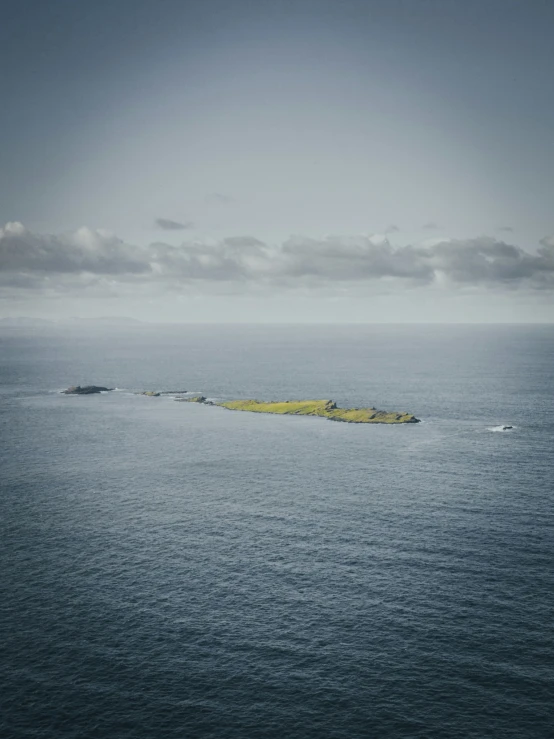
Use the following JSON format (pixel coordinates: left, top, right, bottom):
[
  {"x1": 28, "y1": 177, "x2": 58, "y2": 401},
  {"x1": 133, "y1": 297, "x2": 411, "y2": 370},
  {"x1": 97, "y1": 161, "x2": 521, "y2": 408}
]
[{"x1": 1, "y1": 324, "x2": 553, "y2": 738}]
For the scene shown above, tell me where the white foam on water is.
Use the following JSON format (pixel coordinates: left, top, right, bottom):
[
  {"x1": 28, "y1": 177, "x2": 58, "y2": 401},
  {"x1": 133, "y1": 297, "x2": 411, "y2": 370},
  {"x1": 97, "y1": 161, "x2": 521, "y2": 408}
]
[{"x1": 488, "y1": 424, "x2": 516, "y2": 432}]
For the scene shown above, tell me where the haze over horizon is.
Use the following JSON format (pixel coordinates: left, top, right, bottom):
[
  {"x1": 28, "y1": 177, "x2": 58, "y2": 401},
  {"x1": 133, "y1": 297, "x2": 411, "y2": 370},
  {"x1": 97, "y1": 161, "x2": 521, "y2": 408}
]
[{"x1": 1, "y1": 0, "x2": 553, "y2": 323}]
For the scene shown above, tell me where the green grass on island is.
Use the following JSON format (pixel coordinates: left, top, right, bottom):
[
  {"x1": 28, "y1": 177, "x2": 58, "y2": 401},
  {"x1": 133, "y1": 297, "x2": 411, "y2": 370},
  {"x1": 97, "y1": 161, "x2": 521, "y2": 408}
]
[{"x1": 217, "y1": 399, "x2": 420, "y2": 424}]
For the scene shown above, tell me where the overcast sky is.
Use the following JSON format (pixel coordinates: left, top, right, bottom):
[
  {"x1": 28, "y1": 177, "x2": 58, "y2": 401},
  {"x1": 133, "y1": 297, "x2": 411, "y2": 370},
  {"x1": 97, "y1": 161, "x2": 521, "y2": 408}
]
[{"x1": 1, "y1": 0, "x2": 553, "y2": 322}]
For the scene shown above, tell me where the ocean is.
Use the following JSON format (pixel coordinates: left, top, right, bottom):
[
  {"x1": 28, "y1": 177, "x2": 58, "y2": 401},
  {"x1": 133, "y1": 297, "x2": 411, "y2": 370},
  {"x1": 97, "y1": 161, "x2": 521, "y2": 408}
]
[{"x1": 1, "y1": 324, "x2": 553, "y2": 738}]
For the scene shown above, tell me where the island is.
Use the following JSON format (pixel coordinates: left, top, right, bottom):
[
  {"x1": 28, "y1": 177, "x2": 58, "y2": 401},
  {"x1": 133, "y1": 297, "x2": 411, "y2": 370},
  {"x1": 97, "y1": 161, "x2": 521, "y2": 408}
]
[
  {"x1": 61, "y1": 386, "x2": 420, "y2": 423},
  {"x1": 62, "y1": 385, "x2": 112, "y2": 394},
  {"x1": 198, "y1": 397, "x2": 419, "y2": 424}
]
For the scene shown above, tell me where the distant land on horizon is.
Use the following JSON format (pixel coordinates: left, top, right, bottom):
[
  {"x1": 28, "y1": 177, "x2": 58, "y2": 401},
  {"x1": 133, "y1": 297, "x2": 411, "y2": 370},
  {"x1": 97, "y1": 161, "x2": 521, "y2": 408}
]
[
  {"x1": 2, "y1": 317, "x2": 554, "y2": 328},
  {"x1": 0, "y1": 316, "x2": 145, "y2": 327}
]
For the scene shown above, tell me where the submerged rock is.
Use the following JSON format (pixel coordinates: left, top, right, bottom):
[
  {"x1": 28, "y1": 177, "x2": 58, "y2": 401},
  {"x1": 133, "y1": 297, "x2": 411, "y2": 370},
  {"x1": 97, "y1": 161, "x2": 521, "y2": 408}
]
[
  {"x1": 138, "y1": 391, "x2": 161, "y2": 397},
  {"x1": 63, "y1": 385, "x2": 112, "y2": 395}
]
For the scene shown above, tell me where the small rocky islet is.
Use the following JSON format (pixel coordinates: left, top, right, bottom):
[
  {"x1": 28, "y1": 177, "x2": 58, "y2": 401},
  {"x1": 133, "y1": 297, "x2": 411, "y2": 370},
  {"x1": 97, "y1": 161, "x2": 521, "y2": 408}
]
[
  {"x1": 63, "y1": 385, "x2": 113, "y2": 394},
  {"x1": 62, "y1": 386, "x2": 420, "y2": 423}
]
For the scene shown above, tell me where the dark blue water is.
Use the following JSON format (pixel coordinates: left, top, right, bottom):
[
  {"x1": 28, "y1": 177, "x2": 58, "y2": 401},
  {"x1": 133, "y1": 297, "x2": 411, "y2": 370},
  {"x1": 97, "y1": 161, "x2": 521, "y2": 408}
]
[{"x1": 1, "y1": 324, "x2": 553, "y2": 738}]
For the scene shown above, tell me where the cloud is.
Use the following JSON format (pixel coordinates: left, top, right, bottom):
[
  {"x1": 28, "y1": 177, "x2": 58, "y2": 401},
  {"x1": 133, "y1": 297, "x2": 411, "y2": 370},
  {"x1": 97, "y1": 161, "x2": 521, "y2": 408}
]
[
  {"x1": 147, "y1": 236, "x2": 271, "y2": 282},
  {"x1": 0, "y1": 222, "x2": 150, "y2": 276},
  {"x1": 384, "y1": 224, "x2": 400, "y2": 234},
  {"x1": 155, "y1": 218, "x2": 193, "y2": 230},
  {"x1": 427, "y1": 237, "x2": 554, "y2": 287},
  {"x1": 2, "y1": 223, "x2": 554, "y2": 297},
  {"x1": 422, "y1": 222, "x2": 439, "y2": 230},
  {"x1": 497, "y1": 225, "x2": 514, "y2": 233},
  {"x1": 280, "y1": 236, "x2": 432, "y2": 283}
]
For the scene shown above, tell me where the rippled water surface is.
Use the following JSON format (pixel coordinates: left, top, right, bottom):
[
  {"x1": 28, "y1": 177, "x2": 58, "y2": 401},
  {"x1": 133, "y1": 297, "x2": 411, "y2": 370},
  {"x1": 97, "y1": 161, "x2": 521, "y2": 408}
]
[{"x1": 1, "y1": 324, "x2": 553, "y2": 738}]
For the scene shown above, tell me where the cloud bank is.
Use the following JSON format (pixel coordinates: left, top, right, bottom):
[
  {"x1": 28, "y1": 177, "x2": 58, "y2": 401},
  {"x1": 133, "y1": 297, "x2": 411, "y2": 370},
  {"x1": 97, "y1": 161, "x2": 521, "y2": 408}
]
[{"x1": 2, "y1": 222, "x2": 554, "y2": 297}]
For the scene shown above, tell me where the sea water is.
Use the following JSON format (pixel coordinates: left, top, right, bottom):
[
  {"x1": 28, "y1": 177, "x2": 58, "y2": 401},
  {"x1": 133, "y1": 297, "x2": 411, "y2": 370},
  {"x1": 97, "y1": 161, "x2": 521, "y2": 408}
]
[{"x1": 1, "y1": 324, "x2": 553, "y2": 738}]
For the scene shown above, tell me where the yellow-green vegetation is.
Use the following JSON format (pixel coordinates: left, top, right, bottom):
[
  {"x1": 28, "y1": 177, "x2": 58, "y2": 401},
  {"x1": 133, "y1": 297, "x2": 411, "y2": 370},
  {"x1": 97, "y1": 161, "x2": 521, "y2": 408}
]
[{"x1": 216, "y1": 399, "x2": 419, "y2": 424}]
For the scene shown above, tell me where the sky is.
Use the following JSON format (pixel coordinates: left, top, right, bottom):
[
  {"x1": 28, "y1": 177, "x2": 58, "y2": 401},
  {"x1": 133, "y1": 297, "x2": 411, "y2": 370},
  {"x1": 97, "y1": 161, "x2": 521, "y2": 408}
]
[{"x1": 1, "y1": 0, "x2": 553, "y2": 323}]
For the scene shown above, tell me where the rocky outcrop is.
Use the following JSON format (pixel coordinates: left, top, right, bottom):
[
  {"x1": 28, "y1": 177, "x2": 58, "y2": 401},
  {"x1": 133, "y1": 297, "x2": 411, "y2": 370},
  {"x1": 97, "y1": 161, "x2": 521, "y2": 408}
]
[
  {"x1": 138, "y1": 391, "x2": 161, "y2": 397},
  {"x1": 174, "y1": 395, "x2": 209, "y2": 403},
  {"x1": 63, "y1": 385, "x2": 112, "y2": 394}
]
